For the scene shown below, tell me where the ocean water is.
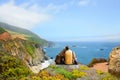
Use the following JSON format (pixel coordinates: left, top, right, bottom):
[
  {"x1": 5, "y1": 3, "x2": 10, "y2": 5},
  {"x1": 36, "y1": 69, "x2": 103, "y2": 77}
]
[{"x1": 44, "y1": 42, "x2": 120, "y2": 65}]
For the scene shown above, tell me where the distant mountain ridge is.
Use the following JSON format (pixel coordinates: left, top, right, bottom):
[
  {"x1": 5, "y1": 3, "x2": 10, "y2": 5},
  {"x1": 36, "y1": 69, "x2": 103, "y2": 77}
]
[{"x1": 0, "y1": 22, "x2": 48, "y2": 46}]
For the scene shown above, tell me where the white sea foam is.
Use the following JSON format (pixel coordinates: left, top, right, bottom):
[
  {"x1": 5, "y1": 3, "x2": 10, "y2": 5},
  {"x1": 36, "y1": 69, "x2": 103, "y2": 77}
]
[
  {"x1": 40, "y1": 59, "x2": 54, "y2": 70},
  {"x1": 29, "y1": 59, "x2": 54, "y2": 73}
]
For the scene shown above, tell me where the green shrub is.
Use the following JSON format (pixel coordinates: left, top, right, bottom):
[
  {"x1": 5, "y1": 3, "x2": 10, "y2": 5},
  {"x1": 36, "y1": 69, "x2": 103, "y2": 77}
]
[
  {"x1": 88, "y1": 58, "x2": 107, "y2": 67},
  {"x1": 37, "y1": 69, "x2": 68, "y2": 80},
  {"x1": 49, "y1": 64, "x2": 57, "y2": 69},
  {"x1": 0, "y1": 51, "x2": 32, "y2": 80},
  {"x1": 96, "y1": 70, "x2": 105, "y2": 75},
  {"x1": 24, "y1": 41, "x2": 35, "y2": 57},
  {"x1": 27, "y1": 36, "x2": 48, "y2": 46},
  {"x1": 102, "y1": 73, "x2": 118, "y2": 80},
  {"x1": 72, "y1": 69, "x2": 87, "y2": 78},
  {"x1": 20, "y1": 77, "x2": 29, "y2": 80},
  {"x1": 79, "y1": 66, "x2": 89, "y2": 70},
  {"x1": 50, "y1": 65, "x2": 75, "y2": 79},
  {"x1": 0, "y1": 27, "x2": 6, "y2": 34},
  {"x1": 32, "y1": 76, "x2": 41, "y2": 80},
  {"x1": 54, "y1": 66, "x2": 75, "y2": 79}
]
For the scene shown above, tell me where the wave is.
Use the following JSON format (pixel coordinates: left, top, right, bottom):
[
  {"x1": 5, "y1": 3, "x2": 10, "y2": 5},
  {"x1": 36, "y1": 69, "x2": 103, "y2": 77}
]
[{"x1": 80, "y1": 46, "x2": 87, "y2": 48}]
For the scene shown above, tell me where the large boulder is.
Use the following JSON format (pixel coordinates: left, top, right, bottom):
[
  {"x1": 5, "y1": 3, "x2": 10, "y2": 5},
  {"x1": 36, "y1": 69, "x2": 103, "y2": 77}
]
[{"x1": 108, "y1": 46, "x2": 120, "y2": 77}]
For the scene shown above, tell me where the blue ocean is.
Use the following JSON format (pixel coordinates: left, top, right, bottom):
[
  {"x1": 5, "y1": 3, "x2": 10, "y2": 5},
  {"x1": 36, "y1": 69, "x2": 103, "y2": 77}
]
[{"x1": 44, "y1": 42, "x2": 120, "y2": 65}]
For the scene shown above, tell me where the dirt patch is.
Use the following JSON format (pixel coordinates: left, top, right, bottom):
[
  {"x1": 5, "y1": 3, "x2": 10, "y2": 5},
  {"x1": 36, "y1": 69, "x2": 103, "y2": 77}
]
[
  {"x1": 0, "y1": 32, "x2": 11, "y2": 41},
  {"x1": 11, "y1": 34, "x2": 27, "y2": 40},
  {"x1": 91, "y1": 62, "x2": 108, "y2": 72}
]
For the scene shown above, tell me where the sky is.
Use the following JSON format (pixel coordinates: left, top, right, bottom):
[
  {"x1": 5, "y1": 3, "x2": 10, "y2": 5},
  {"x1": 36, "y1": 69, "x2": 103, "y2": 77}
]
[{"x1": 0, "y1": 0, "x2": 120, "y2": 42}]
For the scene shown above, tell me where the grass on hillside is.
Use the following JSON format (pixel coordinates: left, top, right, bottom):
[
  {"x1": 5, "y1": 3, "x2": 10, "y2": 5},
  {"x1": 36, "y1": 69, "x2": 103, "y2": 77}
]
[
  {"x1": 0, "y1": 56, "x2": 119, "y2": 80},
  {"x1": 0, "y1": 27, "x2": 6, "y2": 34},
  {"x1": 24, "y1": 41, "x2": 35, "y2": 58}
]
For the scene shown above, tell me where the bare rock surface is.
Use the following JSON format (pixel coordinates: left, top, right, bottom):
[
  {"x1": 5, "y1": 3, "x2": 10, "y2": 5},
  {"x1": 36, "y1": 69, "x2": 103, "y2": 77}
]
[
  {"x1": 56, "y1": 64, "x2": 83, "y2": 70},
  {"x1": 108, "y1": 46, "x2": 120, "y2": 77}
]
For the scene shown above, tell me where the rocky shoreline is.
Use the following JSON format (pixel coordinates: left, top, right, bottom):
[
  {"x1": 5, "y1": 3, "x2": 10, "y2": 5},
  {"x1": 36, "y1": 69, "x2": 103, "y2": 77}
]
[{"x1": 29, "y1": 59, "x2": 54, "y2": 73}]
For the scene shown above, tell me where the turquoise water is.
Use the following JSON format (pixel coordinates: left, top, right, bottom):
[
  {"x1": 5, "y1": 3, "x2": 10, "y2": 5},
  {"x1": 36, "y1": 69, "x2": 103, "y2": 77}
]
[{"x1": 44, "y1": 42, "x2": 120, "y2": 65}]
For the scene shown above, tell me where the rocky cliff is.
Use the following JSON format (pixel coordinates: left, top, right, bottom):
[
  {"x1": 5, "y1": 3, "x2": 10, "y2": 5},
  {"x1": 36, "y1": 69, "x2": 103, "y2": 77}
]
[
  {"x1": 0, "y1": 32, "x2": 11, "y2": 41},
  {"x1": 108, "y1": 46, "x2": 120, "y2": 77},
  {"x1": 0, "y1": 27, "x2": 48, "y2": 73}
]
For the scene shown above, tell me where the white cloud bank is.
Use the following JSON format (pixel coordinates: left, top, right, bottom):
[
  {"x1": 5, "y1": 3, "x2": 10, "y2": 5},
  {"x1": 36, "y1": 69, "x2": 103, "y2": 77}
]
[
  {"x1": 0, "y1": 1, "x2": 50, "y2": 29},
  {"x1": 79, "y1": 0, "x2": 90, "y2": 6},
  {"x1": 78, "y1": 0, "x2": 96, "y2": 6},
  {"x1": 0, "y1": 0, "x2": 96, "y2": 29}
]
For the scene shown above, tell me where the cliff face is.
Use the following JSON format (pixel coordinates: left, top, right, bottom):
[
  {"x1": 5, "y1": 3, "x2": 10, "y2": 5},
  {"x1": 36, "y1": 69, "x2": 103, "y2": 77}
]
[
  {"x1": 0, "y1": 28, "x2": 48, "y2": 73},
  {"x1": 0, "y1": 37, "x2": 47, "y2": 73}
]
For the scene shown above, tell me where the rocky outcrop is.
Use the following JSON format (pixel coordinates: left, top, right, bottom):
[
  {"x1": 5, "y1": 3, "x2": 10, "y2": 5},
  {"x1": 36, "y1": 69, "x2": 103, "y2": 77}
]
[
  {"x1": 0, "y1": 32, "x2": 11, "y2": 41},
  {"x1": 0, "y1": 37, "x2": 48, "y2": 73},
  {"x1": 108, "y1": 46, "x2": 120, "y2": 77},
  {"x1": 0, "y1": 27, "x2": 51, "y2": 73}
]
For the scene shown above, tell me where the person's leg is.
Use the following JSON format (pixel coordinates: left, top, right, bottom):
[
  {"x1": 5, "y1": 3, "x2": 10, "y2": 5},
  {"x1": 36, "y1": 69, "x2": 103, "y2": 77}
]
[
  {"x1": 74, "y1": 60, "x2": 78, "y2": 64},
  {"x1": 61, "y1": 56, "x2": 65, "y2": 64}
]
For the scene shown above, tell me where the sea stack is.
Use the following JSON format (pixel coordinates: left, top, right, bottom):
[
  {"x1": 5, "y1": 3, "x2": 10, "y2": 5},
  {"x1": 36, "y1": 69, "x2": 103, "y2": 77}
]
[{"x1": 108, "y1": 46, "x2": 120, "y2": 77}]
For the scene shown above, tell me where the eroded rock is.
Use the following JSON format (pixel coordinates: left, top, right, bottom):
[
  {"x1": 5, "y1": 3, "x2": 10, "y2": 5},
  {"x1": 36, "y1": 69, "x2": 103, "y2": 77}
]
[{"x1": 108, "y1": 46, "x2": 120, "y2": 77}]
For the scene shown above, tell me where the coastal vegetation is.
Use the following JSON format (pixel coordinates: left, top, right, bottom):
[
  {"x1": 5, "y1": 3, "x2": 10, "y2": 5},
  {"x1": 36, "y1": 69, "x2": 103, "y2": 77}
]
[
  {"x1": 24, "y1": 41, "x2": 35, "y2": 58},
  {"x1": 0, "y1": 51, "x2": 31, "y2": 80},
  {"x1": 0, "y1": 56, "x2": 119, "y2": 80},
  {"x1": 21, "y1": 64, "x2": 119, "y2": 80},
  {"x1": 0, "y1": 26, "x2": 48, "y2": 74},
  {"x1": 0, "y1": 45, "x2": 119, "y2": 80},
  {"x1": 0, "y1": 27, "x2": 6, "y2": 34},
  {"x1": 0, "y1": 22, "x2": 49, "y2": 46},
  {"x1": 88, "y1": 58, "x2": 107, "y2": 67}
]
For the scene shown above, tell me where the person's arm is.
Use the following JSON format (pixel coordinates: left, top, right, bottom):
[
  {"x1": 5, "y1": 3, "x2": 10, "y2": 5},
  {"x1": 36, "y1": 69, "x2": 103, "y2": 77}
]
[
  {"x1": 72, "y1": 51, "x2": 78, "y2": 64},
  {"x1": 72, "y1": 51, "x2": 76, "y2": 60}
]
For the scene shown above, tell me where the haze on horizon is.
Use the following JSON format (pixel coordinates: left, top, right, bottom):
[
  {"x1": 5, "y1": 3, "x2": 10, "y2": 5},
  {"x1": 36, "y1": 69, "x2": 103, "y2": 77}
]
[{"x1": 0, "y1": 0, "x2": 120, "y2": 42}]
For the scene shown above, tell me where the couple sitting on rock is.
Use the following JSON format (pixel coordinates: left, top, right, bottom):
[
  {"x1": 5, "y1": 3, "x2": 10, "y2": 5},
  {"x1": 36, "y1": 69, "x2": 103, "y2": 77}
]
[{"x1": 55, "y1": 46, "x2": 78, "y2": 65}]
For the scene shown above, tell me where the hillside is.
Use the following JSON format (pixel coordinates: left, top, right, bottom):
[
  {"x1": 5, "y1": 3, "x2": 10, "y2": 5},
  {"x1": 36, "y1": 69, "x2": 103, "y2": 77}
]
[
  {"x1": 0, "y1": 22, "x2": 49, "y2": 46},
  {"x1": 0, "y1": 27, "x2": 50, "y2": 80}
]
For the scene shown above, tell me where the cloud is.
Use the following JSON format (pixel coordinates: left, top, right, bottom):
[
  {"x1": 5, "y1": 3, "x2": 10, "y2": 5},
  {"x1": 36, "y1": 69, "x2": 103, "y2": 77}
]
[
  {"x1": 0, "y1": 0, "x2": 96, "y2": 30},
  {"x1": 104, "y1": 35, "x2": 120, "y2": 42},
  {"x1": 35, "y1": 2, "x2": 73, "y2": 14},
  {"x1": 46, "y1": 3, "x2": 70, "y2": 14},
  {"x1": 20, "y1": 0, "x2": 76, "y2": 14},
  {"x1": 0, "y1": 0, "x2": 74, "y2": 29},
  {"x1": 78, "y1": 0, "x2": 96, "y2": 6},
  {"x1": 79, "y1": 0, "x2": 90, "y2": 6},
  {"x1": 0, "y1": 0, "x2": 51, "y2": 29}
]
